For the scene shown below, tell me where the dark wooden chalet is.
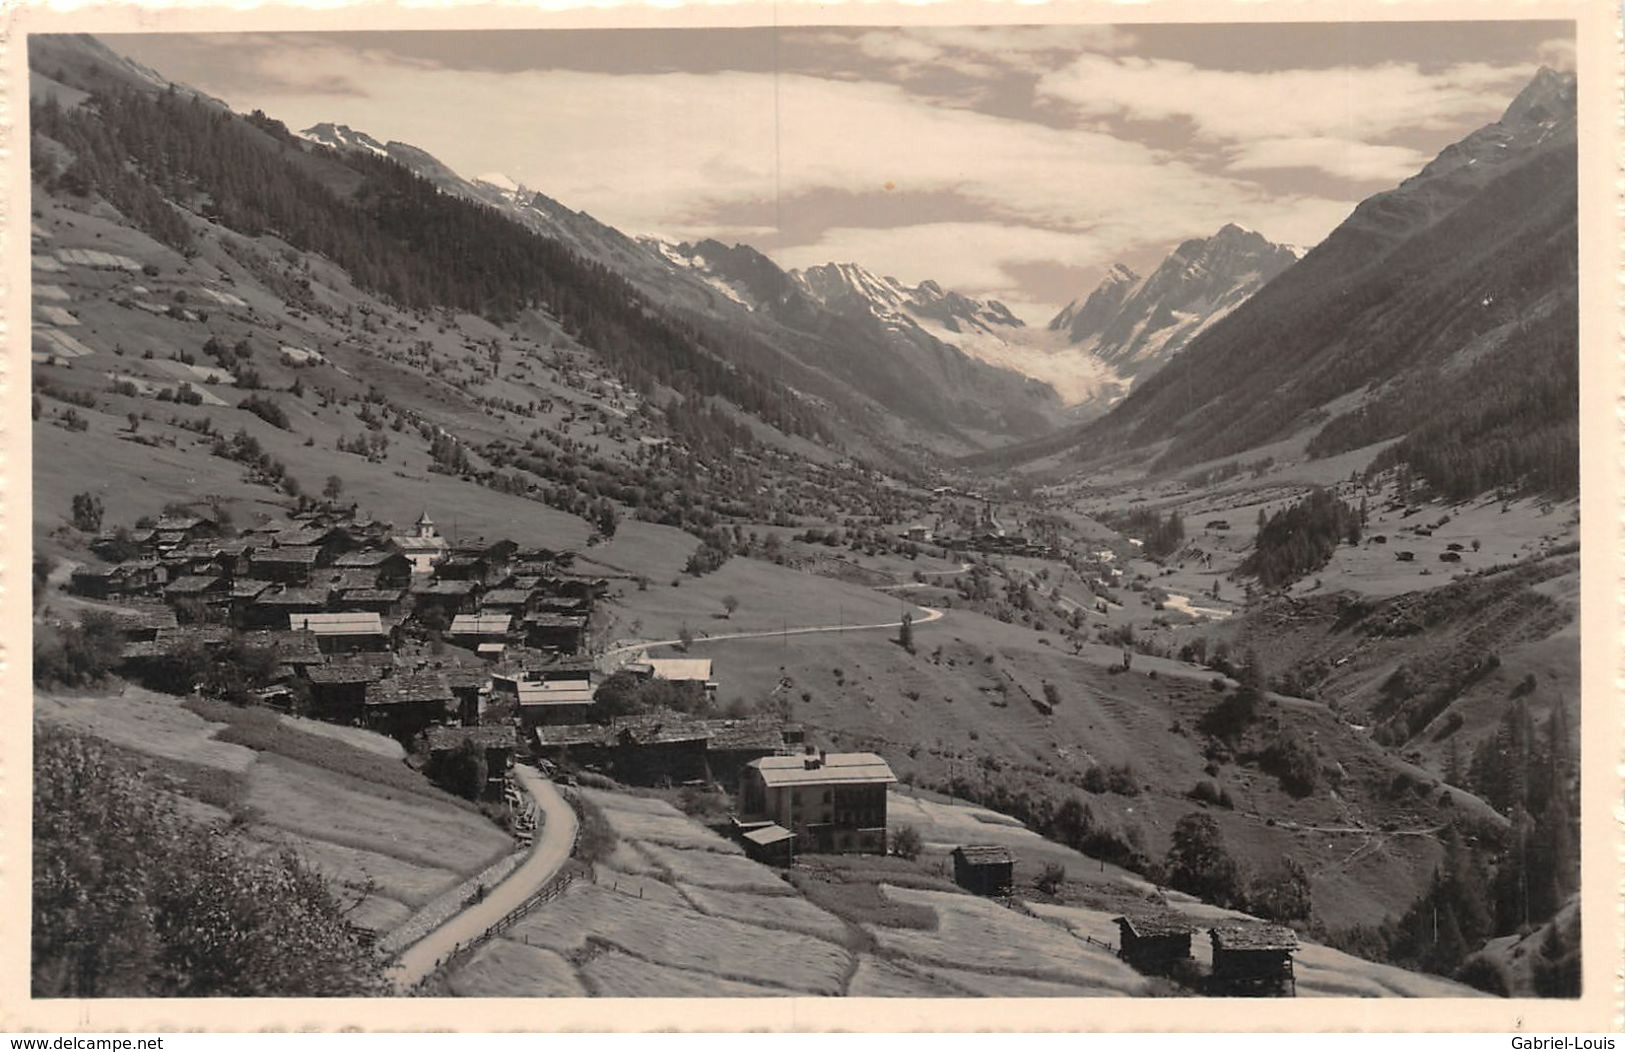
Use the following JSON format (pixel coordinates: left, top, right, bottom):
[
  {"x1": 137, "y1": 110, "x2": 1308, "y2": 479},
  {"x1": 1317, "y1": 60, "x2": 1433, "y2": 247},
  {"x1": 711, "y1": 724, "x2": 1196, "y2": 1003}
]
[
  {"x1": 104, "y1": 601, "x2": 179, "y2": 642},
  {"x1": 332, "y1": 549, "x2": 414, "y2": 589},
  {"x1": 441, "y1": 667, "x2": 488, "y2": 725},
  {"x1": 364, "y1": 672, "x2": 454, "y2": 740},
  {"x1": 305, "y1": 662, "x2": 385, "y2": 723},
  {"x1": 336, "y1": 587, "x2": 408, "y2": 616},
  {"x1": 424, "y1": 724, "x2": 517, "y2": 797},
  {"x1": 701, "y1": 716, "x2": 788, "y2": 787},
  {"x1": 151, "y1": 514, "x2": 220, "y2": 549},
  {"x1": 410, "y1": 579, "x2": 482, "y2": 620},
  {"x1": 522, "y1": 612, "x2": 586, "y2": 653},
  {"x1": 1114, "y1": 912, "x2": 1197, "y2": 975},
  {"x1": 533, "y1": 711, "x2": 711, "y2": 785},
  {"x1": 164, "y1": 573, "x2": 228, "y2": 603},
  {"x1": 245, "y1": 586, "x2": 331, "y2": 629},
  {"x1": 478, "y1": 587, "x2": 536, "y2": 615},
  {"x1": 951, "y1": 845, "x2": 1016, "y2": 897},
  {"x1": 273, "y1": 525, "x2": 358, "y2": 566},
  {"x1": 1208, "y1": 924, "x2": 1298, "y2": 996},
  {"x1": 251, "y1": 546, "x2": 320, "y2": 585},
  {"x1": 70, "y1": 559, "x2": 165, "y2": 599},
  {"x1": 247, "y1": 629, "x2": 325, "y2": 671}
]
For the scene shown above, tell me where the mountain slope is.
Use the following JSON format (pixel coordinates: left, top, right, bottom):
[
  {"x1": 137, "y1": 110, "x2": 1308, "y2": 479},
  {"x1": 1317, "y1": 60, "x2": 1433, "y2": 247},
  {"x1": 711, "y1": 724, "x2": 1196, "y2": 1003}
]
[
  {"x1": 292, "y1": 124, "x2": 1065, "y2": 452},
  {"x1": 652, "y1": 239, "x2": 1065, "y2": 447},
  {"x1": 1049, "y1": 225, "x2": 1299, "y2": 384},
  {"x1": 970, "y1": 67, "x2": 1577, "y2": 500}
]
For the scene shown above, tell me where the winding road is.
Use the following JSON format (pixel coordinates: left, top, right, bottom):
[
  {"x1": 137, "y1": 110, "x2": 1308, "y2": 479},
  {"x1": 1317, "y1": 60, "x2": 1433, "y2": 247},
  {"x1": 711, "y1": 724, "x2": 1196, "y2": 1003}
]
[{"x1": 389, "y1": 764, "x2": 577, "y2": 991}]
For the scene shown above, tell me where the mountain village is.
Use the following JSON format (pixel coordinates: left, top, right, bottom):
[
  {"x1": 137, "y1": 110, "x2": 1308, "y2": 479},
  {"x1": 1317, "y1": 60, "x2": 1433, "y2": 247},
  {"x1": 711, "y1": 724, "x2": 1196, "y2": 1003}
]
[{"x1": 25, "y1": 33, "x2": 1582, "y2": 1004}]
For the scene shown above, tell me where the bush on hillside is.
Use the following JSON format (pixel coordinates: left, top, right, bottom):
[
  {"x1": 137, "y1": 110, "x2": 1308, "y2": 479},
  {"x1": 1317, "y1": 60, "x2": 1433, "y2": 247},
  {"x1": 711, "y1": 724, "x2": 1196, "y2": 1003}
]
[{"x1": 32, "y1": 725, "x2": 385, "y2": 996}]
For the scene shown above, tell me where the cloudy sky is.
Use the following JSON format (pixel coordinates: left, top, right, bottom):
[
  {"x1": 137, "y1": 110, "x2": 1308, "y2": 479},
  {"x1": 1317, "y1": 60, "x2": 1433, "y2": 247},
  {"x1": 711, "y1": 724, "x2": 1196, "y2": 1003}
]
[{"x1": 109, "y1": 22, "x2": 1572, "y2": 324}]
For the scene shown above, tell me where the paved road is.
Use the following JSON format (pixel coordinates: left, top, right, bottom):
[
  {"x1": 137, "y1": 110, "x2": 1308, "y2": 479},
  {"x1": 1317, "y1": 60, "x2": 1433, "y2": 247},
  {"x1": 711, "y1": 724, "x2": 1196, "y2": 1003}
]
[
  {"x1": 602, "y1": 603, "x2": 945, "y2": 661},
  {"x1": 389, "y1": 764, "x2": 577, "y2": 990}
]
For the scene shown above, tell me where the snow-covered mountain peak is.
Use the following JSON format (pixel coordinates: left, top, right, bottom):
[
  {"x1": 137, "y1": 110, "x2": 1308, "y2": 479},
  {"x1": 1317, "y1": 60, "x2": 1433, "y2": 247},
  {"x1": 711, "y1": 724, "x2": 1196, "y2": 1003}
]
[
  {"x1": 298, "y1": 123, "x2": 389, "y2": 157},
  {"x1": 474, "y1": 172, "x2": 523, "y2": 194},
  {"x1": 1048, "y1": 224, "x2": 1299, "y2": 383}
]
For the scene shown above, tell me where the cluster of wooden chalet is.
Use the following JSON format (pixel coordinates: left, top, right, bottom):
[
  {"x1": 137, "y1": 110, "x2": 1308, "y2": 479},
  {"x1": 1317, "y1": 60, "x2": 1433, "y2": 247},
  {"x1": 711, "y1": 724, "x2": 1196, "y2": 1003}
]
[
  {"x1": 1114, "y1": 912, "x2": 1300, "y2": 996},
  {"x1": 72, "y1": 507, "x2": 604, "y2": 743}
]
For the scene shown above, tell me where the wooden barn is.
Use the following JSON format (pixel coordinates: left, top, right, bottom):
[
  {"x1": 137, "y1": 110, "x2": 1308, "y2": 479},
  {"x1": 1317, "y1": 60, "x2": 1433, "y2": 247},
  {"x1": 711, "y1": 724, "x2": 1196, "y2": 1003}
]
[
  {"x1": 1114, "y1": 912, "x2": 1197, "y2": 975},
  {"x1": 304, "y1": 662, "x2": 385, "y2": 723},
  {"x1": 951, "y1": 845, "x2": 1016, "y2": 897},
  {"x1": 1208, "y1": 924, "x2": 1298, "y2": 996},
  {"x1": 364, "y1": 672, "x2": 454, "y2": 740},
  {"x1": 424, "y1": 724, "x2": 518, "y2": 798}
]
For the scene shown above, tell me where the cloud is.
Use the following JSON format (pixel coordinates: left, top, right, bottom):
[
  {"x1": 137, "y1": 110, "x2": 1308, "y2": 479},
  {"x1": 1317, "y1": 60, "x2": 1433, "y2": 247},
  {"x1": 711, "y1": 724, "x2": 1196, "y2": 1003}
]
[
  {"x1": 115, "y1": 34, "x2": 1500, "y2": 318},
  {"x1": 796, "y1": 25, "x2": 1138, "y2": 83},
  {"x1": 1224, "y1": 137, "x2": 1431, "y2": 183},
  {"x1": 1537, "y1": 37, "x2": 1576, "y2": 72},
  {"x1": 1036, "y1": 55, "x2": 1532, "y2": 143}
]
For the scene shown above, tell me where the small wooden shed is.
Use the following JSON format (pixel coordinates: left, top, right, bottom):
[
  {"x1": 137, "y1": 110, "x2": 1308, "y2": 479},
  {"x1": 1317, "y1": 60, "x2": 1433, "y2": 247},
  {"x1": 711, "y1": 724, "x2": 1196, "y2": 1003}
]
[
  {"x1": 951, "y1": 845, "x2": 1015, "y2": 897},
  {"x1": 1114, "y1": 912, "x2": 1197, "y2": 974},
  {"x1": 1208, "y1": 923, "x2": 1298, "y2": 996}
]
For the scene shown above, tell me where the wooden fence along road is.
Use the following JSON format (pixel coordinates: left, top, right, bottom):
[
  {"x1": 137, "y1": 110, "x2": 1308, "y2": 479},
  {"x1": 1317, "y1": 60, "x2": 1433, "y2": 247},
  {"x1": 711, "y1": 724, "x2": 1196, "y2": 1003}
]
[{"x1": 390, "y1": 764, "x2": 579, "y2": 991}]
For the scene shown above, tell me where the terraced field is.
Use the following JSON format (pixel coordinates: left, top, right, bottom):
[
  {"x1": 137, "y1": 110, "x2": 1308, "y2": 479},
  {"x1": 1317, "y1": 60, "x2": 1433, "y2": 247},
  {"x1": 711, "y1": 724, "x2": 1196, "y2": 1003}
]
[
  {"x1": 33, "y1": 686, "x2": 513, "y2": 945},
  {"x1": 443, "y1": 785, "x2": 1488, "y2": 999}
]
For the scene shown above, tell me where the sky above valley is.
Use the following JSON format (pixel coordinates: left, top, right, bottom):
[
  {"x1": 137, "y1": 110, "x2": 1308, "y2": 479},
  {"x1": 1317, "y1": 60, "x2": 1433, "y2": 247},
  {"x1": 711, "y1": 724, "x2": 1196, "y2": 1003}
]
[{"x1": 108, "y1": 22, "x2": 1572, "y2": 325}]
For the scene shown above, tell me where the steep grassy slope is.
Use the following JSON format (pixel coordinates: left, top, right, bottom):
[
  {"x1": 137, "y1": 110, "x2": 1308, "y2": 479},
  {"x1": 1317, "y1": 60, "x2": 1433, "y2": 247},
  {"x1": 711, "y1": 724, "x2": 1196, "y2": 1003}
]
[{"x1": 34, "y1": 686, "x2": 513, "y2": 941}]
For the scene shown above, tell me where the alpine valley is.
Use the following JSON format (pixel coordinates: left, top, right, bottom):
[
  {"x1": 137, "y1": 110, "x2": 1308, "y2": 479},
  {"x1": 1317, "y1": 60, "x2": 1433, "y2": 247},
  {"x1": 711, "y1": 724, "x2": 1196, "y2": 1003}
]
[{"x1": 27, "y1": 30, "x2": 1580, "y2": 1004}]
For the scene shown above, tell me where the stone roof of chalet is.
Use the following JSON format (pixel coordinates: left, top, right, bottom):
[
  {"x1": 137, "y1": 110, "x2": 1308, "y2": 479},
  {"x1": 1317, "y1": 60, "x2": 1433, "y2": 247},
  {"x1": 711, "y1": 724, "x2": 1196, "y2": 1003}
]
[
  {"x1": 153, "y1": 624, "x2": 234, "y2": 649},
  {"x1": 524, "y1": 612, "x2": 587, "y2": 628},
  {"x1": 479, "y1": 588, "x2": 535, "y2": 607},
  {"x1": 440, "y1": 667, "x2": 489, "y2": 690},
  {"x1": 305, "y1": 662, "x2": 386, "y2": 685},
  {"x1": 154, "y1": 515, "x2": 211, "y2": 531},
  {"x1": 254, "y1": 546, "x2": 320, "y2": 565},
  {"x1": 335, "y1": 549, "x2": 406, "y2": 568},
  {"x1": 327, "y1": 568, "x2": 385, "y2": 591},
  {"x1": 164, "y1": 574, "x2": 224, "y2": 595},
  {"x1": 425, "y1": 724, "x2": 518, "y2": 752},
  {"x1": 1210, "y1": 924, "x2": 1298, "y2": 953},
  {"x1": 103, "y1": 603, "x2": 178, "y2": 632},
  {"x1": 254, "y1": 587, "x2": 331, "y2": 606},
  {"x1": 535, "y1": 595, "x2": 590, "y2": 611},
  {"x1": 701, "y1": 717, "x2": 785, "y2": 751},
  {"x1": 228, "y1": 579, "x2": 272, "y2": 599},
  {"x1": 953, "y1": 844, "x2": 1016, "y2": 866},
  {"x1": 337, "y1": 588, "x2": 406, "y2": 604},
  {"x1": 274, "y1": 526, "x2": 341, "y2": 546},
  {"x1": 170, "y1": 542, "x2": 226, "y2": 560},
  {"x1": 533, "y1": 712, "x2": 710, "y2": 748},
  {"x1": 1114, "y1": 912, "x2": 1197, "y2": 939},
  {"x1": 365, "y1": 672, "x2": 453, "y2": 706},
  {"x1": 239, "y1": 629, "x2": 323, "y2": 664},
  {"x1": 411, "y1": 579, "x2": 479, "y2": 596}
]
